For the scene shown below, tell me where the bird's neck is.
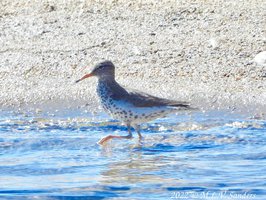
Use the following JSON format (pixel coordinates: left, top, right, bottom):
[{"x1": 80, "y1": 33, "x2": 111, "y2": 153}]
[
  {"x1": 97, "y1": 77, "x2": 119, "y2": 100},
  {"x1": 97, "y1": 76, "x2": 127, "y2": 100},
  {"x1": 97, "y1": 77, "x2": 118, "y2": 90},
  {"x1": 98, "y1": 76, "x2": 116, "y2": 84}
]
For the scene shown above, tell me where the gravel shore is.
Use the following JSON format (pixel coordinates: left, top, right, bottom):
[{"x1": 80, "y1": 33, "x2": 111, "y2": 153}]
[{"x1": 0, "y1": 0, "x2": 265, "y2": 117}]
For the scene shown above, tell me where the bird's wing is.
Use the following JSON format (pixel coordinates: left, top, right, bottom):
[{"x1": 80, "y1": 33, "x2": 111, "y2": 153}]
[
  {"x1": 110, "y1": 84, "x2": 190, "y2": 108},
  {"x1": 126, "y1": 89, "x2": 190, "y2": 108}
]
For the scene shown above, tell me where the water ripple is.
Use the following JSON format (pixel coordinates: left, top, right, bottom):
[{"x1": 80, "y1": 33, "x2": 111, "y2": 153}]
[{"x1": 0, "y1": 111, "x2": 265, "y2": 199}]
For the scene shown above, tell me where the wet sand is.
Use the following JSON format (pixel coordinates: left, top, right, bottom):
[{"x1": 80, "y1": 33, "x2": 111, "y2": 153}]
[{"x1": 0, "y1": 0, "x2": 265, "y2": 117}]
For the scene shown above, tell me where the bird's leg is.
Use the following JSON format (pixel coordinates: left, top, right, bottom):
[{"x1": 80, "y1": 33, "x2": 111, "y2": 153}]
[
  {"x1": 97, "y1": 124, "x2": 133, "y2": 145},
  {"x1": 133, "y1": 125, "x2": 143, "y2": 141},
  {"x1": 126, "y1": 125, "x2": 133, "y2": 138}
]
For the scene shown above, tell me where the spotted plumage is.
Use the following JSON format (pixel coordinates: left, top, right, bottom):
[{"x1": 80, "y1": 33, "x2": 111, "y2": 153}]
[{"x1": 76, "y1": 60, "x2": 195, "y2": 145}]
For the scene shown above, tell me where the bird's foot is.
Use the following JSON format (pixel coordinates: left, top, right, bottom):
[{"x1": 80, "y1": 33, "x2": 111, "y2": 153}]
[
  {"x1": 97, "y1": 135, "x2": 114, "y2": 145},
  {"x1": 97, "y1": 134, "x2": 133, "y2": 145}
]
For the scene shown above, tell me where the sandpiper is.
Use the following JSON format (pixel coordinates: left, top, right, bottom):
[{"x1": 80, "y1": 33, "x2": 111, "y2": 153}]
[{"x1": 76, "y1": 61, "x2": 194, "y2": 145}]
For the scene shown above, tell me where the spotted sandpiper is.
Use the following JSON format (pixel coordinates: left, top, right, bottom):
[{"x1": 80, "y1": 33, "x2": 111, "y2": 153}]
[{"x1": 76, "y1": 61, "x2": 194, "y2": 145}]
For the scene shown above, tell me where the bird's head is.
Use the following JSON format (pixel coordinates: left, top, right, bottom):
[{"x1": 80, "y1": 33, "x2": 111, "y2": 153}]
[{"x1": 76, "y1": 60, "x2": 115, "y2": 83}]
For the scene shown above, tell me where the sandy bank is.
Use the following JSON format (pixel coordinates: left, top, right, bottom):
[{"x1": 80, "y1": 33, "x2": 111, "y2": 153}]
[{"x1": 0, "y1": 0, "x2": 265, "y2": 117}]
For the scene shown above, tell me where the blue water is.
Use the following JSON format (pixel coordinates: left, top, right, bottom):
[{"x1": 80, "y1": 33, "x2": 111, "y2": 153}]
[{"x1": 0, "y1": 110, "x2": 265, "y2": 199}]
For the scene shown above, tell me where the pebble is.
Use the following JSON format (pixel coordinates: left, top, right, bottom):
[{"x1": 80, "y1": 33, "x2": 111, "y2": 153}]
[
  {"x1": 254, "y1": 51, "x2": 266, "y2": 66},
  {"x1": 208, "y1": 38, "x2": 219, "y2": 49}
]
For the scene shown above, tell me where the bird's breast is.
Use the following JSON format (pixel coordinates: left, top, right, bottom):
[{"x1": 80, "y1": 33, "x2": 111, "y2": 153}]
[{"x1": 97, "y1": 83, "x2": 110, "y2": 109}]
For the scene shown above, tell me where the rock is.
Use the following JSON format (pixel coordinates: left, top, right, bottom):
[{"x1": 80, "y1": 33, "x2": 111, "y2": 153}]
[
  {"x1": 254, "y1": 51, "x2": 266, "y2": 66},
  {"x1": 208, "y1": 38, "x2": 219, "y2": 49}
]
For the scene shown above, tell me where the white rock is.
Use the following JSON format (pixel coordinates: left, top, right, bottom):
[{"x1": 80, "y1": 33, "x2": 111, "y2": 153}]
[
  {"x1": 209, "y1": 38, "x2": 219, "y2": 49},
  {"x1": 254, "y1": 51, "x2": 266, "y2": 66},
  {"x1": 132, "y1": 46, "x2": 142, "y2": 55}
]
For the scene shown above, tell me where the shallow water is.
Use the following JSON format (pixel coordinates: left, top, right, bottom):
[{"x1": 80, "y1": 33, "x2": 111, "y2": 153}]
[{"x1": 0, "y1": 110, "x2": 265, "y2": 200}]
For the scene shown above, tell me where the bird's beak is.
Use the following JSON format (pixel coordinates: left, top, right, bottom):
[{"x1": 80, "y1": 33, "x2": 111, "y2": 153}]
[{"x1": 75, "y1": 73, "x2": 93, "y2": 83}]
